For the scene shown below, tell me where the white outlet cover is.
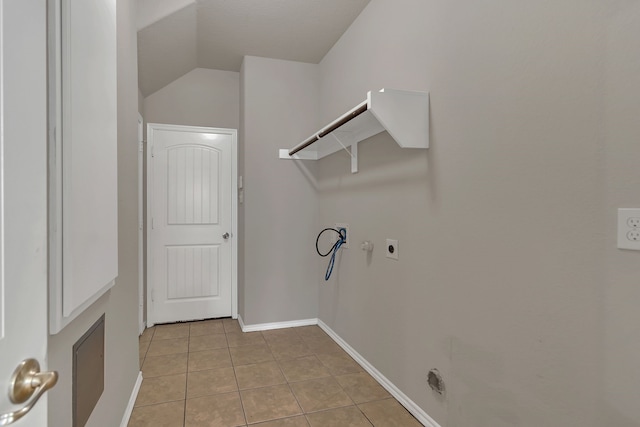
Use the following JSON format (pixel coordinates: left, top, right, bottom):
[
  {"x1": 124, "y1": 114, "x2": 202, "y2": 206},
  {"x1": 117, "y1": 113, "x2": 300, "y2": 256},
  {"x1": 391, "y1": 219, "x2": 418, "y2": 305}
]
[
  {"x1": 617, "y1": 208, "x2": 640, "y2": 250},
  {"x1": 386, "y1": 239, "x2": 399, "y2": 260}
]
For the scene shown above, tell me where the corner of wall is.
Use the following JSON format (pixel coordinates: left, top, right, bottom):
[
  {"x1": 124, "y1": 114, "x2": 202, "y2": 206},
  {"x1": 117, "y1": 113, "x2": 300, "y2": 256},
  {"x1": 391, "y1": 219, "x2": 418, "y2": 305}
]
[
  {"x1": 241, "y1": 56, "x2": 321, "y2": 325},
  {"x1": 238, "y1": 58, "x2": 246, "y2": 320}
]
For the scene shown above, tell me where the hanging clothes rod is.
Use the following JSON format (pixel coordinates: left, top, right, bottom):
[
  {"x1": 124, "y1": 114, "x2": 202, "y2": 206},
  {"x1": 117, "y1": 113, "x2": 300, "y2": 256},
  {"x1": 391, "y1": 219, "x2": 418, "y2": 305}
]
[{"x1": 288, "y1": 101, "x2": 369, "y2": 156}]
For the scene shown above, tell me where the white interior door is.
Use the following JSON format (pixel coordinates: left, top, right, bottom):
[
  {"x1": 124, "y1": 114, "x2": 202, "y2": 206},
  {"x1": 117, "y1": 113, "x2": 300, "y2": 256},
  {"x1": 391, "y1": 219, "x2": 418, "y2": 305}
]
[
  {"x1": 0, "y1": 0, "x2": 51, "y2": 425},
  {"x1": 148, "y1": 124, "x2": 237, "y2": 325}
]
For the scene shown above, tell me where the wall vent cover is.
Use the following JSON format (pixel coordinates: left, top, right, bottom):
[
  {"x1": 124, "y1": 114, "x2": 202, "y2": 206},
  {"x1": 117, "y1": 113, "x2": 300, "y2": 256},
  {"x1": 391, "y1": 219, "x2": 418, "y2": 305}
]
[{"x1": 73, "y1": 314, "x2": 105, "y2": 427}]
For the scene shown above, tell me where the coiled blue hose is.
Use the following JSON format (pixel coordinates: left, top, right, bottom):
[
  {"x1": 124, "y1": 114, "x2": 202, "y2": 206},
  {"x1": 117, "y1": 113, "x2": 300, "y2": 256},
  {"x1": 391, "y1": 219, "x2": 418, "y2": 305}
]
[{"x1": 315, "y1": 228, "x2": 346, "y2": 281}]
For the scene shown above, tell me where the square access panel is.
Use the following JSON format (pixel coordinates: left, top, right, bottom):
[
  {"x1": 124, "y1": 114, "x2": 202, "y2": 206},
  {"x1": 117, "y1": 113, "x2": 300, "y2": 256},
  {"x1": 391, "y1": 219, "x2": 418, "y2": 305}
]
[{"x1": 73, "y1": 314, "x2": 105, "y2": 427}]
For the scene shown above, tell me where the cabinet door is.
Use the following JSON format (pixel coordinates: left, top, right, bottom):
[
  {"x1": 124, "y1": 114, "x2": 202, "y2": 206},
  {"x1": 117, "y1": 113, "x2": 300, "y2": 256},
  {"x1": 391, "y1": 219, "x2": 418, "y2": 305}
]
[{"x1": 50, "y1": 0, "x2": 118, "y2": 333}]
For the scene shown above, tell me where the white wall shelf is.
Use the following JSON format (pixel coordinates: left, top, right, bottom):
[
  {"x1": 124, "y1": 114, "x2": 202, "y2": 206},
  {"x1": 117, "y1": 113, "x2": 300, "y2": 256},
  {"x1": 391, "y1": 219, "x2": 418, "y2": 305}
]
[{"x1": 279, "y1": 88, "x2": 429, "y2": 173}]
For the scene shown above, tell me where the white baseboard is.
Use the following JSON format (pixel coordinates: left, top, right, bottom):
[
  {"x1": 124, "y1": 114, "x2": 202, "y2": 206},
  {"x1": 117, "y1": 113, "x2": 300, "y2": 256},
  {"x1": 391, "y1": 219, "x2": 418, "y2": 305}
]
[
  {"x1": 120, "y1": 371, "x2": 143, "y2": 427},
  {"x1": 138, "y1": 319, "x2": 146, "y2": 336},
  {"x1": 237, "y1": 314, "x2": 246, "y2": 331},
  {"x1": 317, "y1": 320, "x2": 441, "y2": 427},
  {"x1": 238, "y1": 315, "x2": 318, "y2": 332}
]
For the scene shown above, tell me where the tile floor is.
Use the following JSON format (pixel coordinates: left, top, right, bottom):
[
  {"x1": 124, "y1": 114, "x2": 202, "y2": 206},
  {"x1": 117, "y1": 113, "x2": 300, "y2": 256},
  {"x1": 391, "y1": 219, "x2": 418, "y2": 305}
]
[{"x1": 131, "y1": 318, "x2": 423, "y2": 427}]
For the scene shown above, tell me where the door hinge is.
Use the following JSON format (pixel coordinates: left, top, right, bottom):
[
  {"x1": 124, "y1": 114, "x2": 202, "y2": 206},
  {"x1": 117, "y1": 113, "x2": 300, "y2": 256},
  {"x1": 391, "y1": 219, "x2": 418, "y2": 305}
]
[
  {"x1": 151, "y1": 288, "x2": 155, "y2": 302},
  {"x1": 151, "y1": 145, "x2": 155, "y2": 157},
  {"x1": 139, "y1": 141, "x2": 143, "y2": 152}
]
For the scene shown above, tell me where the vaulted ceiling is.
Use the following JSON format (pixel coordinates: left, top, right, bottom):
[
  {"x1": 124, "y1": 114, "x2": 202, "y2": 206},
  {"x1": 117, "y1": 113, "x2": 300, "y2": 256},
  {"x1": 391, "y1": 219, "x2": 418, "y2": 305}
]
[{"x1": 137, "y1": 0, "x2": 371, "y2": 96}]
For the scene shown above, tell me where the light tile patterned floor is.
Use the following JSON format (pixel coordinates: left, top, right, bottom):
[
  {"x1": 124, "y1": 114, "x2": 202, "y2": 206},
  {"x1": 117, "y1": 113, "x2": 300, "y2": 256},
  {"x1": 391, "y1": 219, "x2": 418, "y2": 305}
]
[{"x1": 131, "y1": 319, "x2": 422, "y2": 427}]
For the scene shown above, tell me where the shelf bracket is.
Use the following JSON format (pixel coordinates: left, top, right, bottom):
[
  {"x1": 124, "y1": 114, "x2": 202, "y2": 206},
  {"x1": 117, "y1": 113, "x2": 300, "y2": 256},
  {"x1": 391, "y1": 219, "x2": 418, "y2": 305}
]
[
  {"x1": 351, "y1": 141, "x2": 358, "y2": 174},
  {"x1": 330, "y1": 133, "x2": 358, "y2": 174}
]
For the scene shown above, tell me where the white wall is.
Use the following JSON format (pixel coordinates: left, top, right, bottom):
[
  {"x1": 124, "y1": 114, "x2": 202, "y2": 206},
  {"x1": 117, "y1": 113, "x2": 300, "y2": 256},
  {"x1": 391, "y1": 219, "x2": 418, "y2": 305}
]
[
  {"x1": 48, "y1": 0, "x2": 140, "y2": 425},
  {"x1": 143, "y1": 67, "x2": 239, "y2": 129},
  {"x1": 315, "y1": 1, "x2": 628, "y2": 426},
  {"x1": 240, "y1": 56, "x2": 321, "y2": 325},
  {"x1": 136, "y1": 0, "x2": 194, "y2": 30}
]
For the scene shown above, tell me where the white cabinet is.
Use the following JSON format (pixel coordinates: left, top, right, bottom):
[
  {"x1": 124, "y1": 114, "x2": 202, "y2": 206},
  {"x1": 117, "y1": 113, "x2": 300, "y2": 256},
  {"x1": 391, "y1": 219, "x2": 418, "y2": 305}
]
[{"x1": 49, "y1": 0, "x2": 118, "y2": 334}]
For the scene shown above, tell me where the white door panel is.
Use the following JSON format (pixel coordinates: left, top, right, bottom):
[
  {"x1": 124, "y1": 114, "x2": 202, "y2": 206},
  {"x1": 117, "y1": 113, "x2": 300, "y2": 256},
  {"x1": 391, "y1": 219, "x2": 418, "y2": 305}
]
[
  {"x1": 167, "y1": 145, "x2": 221, "y2": 225},
  {"x1": 149, "y1": 125, "x2": 236, "y2": 324},
  {"x1": 0, "y1": 0, "x2": 50, "y2": 425},
  {"x1": 166, "y1": 245, "x2": 220, "y2": 298}
]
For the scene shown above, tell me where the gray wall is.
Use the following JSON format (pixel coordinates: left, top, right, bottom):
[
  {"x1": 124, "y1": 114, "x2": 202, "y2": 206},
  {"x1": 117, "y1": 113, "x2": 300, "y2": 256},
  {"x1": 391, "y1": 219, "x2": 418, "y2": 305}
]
[
  {"x1": 138, "y1": 88, "x2": 144, "y2": 117},
  {"x1": 47, "y1": 0, "x2": 141, "y2": 425},
  {"x1": 602, "y1": 3, "x2": 640, "y2": 426},
  {"x1": 143, "y1": 67, "x2": 239, "y2": 129},
  {"x1": 314, "y1": 1, "x2": 638, "y2": 426},
  {"x1": 240, "y1": 56, "x2": 321, "y2": 325}
]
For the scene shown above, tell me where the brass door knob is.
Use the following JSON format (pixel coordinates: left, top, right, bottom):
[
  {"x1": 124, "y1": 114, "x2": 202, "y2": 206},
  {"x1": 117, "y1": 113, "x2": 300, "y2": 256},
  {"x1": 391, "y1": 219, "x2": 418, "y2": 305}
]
[{"x1": 0, "y1": 359, "x2": 58, "y2": 425}]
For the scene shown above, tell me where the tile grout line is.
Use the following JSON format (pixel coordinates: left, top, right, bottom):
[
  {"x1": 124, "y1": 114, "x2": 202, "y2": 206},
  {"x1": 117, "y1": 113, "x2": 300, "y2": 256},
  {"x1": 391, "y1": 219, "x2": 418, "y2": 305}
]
[
  {"x1": 183, "y1": 324, "x2": 192, "y2": 427},
  {"x1": 281, "y1": 337, "x2": 309, "y2": 424},
  {"x1": 258, "y1": 338, "x2": 303, "y2": 425},
  {"x1": 230, "y1": 323, "x2": 250, "y2": 426},
  {"x1": 289, "y1": 327, "x2": 363, "y2": 424}
]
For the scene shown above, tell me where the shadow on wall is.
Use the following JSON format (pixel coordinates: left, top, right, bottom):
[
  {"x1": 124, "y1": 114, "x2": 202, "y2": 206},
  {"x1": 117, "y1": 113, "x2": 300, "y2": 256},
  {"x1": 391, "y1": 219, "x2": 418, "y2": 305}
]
[{"x1": 290, "y1": 132, "x2": 434, "y2": 195}]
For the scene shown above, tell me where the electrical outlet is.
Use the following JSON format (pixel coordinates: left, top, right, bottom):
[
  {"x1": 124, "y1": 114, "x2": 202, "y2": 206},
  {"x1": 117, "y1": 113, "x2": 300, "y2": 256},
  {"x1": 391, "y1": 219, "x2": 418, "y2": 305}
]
[
  {"x1": 627, "y1": 217, "x2": 640, "y2": 228},
  {"x1": 618, "y1": 208, "x2": 640, "y2": 250},
  {"x1": 335, "y1": 223, "x2": 349, "y2": 248},
  {"x1": 386, "y1": 239, "x2": 399, "y2": 260},
  {"x1": 627, "y1": 230, "x2": 640, "y2": 241}
]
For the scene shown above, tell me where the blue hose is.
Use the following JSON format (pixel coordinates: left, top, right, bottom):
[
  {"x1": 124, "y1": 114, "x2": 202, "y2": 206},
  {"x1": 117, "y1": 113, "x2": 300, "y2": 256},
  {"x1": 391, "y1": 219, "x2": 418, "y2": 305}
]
[{"x1": 315, "y1": 228, "x2": 346, "y2": 281}]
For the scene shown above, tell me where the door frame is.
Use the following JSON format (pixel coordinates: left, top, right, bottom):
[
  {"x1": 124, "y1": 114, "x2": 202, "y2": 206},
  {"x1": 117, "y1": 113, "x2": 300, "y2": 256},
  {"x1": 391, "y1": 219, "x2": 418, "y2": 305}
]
[
  {"x1": 137, "y1": 113, "x2": 145, "y2": 334},
  {"x1": 146, "y1": 123, "x2": 238, "y2": 326}
]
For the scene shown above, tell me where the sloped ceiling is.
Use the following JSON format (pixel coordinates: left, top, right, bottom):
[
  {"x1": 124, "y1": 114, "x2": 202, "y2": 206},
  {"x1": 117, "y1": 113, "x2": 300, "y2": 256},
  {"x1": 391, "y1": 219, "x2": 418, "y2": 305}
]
[{"x1": 138, "y1": 0, "x2": 371, "y2": 96}]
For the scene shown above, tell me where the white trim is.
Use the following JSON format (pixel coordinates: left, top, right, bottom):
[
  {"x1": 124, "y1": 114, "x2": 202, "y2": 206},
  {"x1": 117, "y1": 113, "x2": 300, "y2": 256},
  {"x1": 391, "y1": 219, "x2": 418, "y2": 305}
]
[
  {"x1": 146, "y1": 123, "x2": 238, "y2": 325},
  {"x1": 238, "y1": 315, "x2": 318, "y2": 333},
  {"x1": 137, "y1": 113, "x2": 145, "y2": 335},
  {"x1": 120, "y1": 371, "x2": 143, "y2": 427},
  {"x1": 230, "y1": 129, "x2": 238, "y2": 320},
  {"x1": 318, "y1": 320, "x2": 441, "y2": 427},
  {"x1": 237, "y1": 314, "x2": 245, "y2": 331}
]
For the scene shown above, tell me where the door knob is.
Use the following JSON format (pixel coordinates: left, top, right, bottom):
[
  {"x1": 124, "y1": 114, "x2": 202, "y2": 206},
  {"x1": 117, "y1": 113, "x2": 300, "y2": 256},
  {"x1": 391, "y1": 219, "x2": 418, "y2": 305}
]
[
  {"x1": 0, "y1": 359, "x2": 58, "y2": 425},
  {"x1": 222, "y1": 233, "x2": 230, "y2": 240}
]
